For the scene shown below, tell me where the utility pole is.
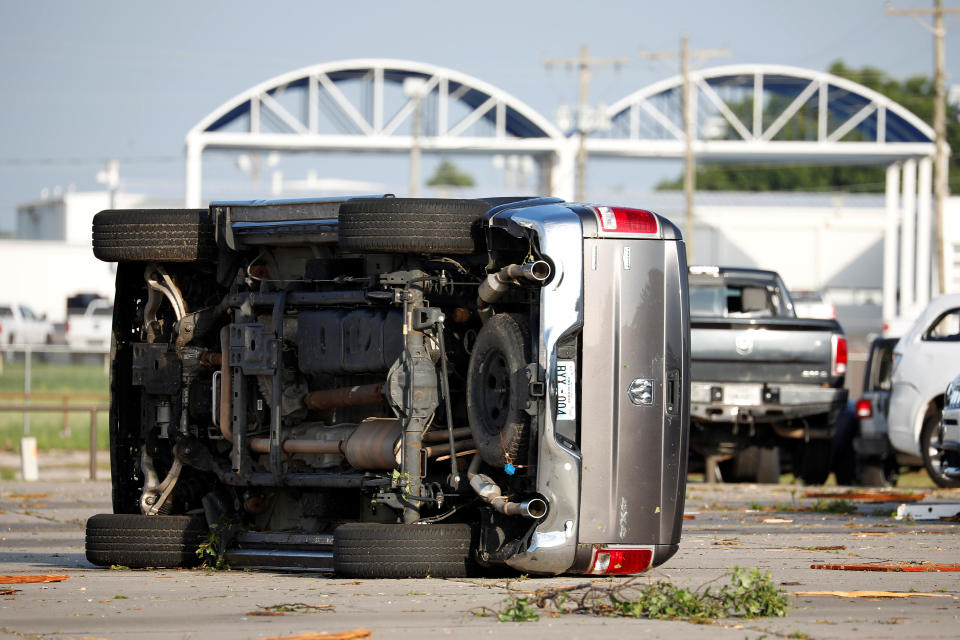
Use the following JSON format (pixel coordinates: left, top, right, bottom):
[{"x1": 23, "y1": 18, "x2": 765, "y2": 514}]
[
  {"x1": 639, "y1": 38, "x2": 729, "y2": 264},
  {"x1": 544, "y1": 45, "x2": 629, "y2": 202},
  {"x1": 403, "y1": 77, "x2": 428, "y2": 197},
  {"x1": 887, "y1": 0, "x2": 960, "y2": 293},
  {"x1": 96, "y1": 159, "x2": 120, "y2": 209}
]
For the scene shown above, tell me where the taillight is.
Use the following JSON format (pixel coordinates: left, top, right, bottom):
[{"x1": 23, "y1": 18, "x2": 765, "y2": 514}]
[
  {"x1": 855, "y1": 398, "x2": 872, "y2": 418},
  {"x1": 591, "y1": 206, "x2": 659, "y2": 235},
  {"x1": 831, "y1": 334, "x2": 847, "y2": 377},
  {"x1": 587, "y1": 547, "x2": 653, "y2": 575},
  {"x1": 65, "y1": 321, "x2": 70, "y2": 334}
]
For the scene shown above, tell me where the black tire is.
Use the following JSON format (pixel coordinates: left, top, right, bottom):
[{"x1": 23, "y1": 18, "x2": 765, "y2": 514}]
[
  {"x1": 795, "y1": 438, "x2": 832, "y2": 485},
  {"x1": 830, "y1": 405, "x2": 857, "y2": 486},
  {"x1": 92, "y1": 209, "x2": 215, "y2": 262},
  {"x1": 920, "y1": 407, "x2": 960, "y2": 488},
  {"x1": 337, "y1": 198, "x2": 489, "y2": 254},
  {"x1": 466, "y1": 314, "x2": 531, "y2": 468},
  {"x1": 858, "y1": 462, "x2": 889, "y2": 487},
  {"x1": 333, "y1": 523, "x2": 474, "y2": 578},
  {"x1": 718, "y1": 446, "x2": 781, "y2": 483},
  {"x1": 85, "y1": 513, "x2": 207, "y2": 568}
]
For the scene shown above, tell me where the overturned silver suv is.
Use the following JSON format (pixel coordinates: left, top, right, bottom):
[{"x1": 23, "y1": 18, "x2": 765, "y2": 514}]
[{"x1": 86, "y1": 196, "x2": 690, "y2": 577}]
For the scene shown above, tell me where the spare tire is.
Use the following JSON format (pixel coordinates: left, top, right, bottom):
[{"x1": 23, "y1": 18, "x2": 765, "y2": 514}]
[
  {"x1": 85, "y1": 513, "x2": 207, "y2": 568},
  {"x1": 333, "y1": 522, "x2": 474, "y2": 578},
  {"x1": 93, "y1": 209, "x2": 215, "y2": 262},
  {"x1": 337, "y1": 197, "x2": 489, "y2": 254},
  {"x1": 467, "y1": 313, "x2": 531, "y2": 468}
]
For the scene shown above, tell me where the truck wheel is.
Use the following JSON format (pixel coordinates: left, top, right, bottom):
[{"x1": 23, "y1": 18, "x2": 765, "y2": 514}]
[
  {"x1": 718, "y1": 446, "x2": 781, "y2": 483},
  {"x1": 92, "y1": 209, "x2": 216, "y2": 262},
  {"x1": 333, "y1": 523, "x2": 474, "y2": 578},
  {"x1": 466, "y1": 314, "x2": 531, "y2": 468},
  {"x1": 858, "y1": 462, "x2": 889, "y2": 487},
  {"x1": 337, "y1": 198, "x2": 489, "y2": 254},
  {"x1": 795, "y1": 439, "x2": 831, "y2": 485},
  {"x1": 85, "y1": 513, "x2": 207, "y2": 568},
  {"x1": 920, "y1": 409, "x2": 960, "y2": 488}
]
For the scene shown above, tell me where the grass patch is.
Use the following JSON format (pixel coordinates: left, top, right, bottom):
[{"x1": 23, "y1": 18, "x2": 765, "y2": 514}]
[{"x1": 0, "y1": 362, "x2": 109, "y2": 452}]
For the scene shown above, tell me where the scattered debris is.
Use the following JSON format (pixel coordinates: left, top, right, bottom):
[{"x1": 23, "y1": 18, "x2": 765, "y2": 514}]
[
  {"x1": 713, "y1": 541, "x2": 743, "y2": 546},
  {"x1": 1, "y1": 588, "x2": 20, "y2": 596},
  {"x1": 683, "y1": 515, "x2": 697, "y2": 520},
  {"x1": 811, "y1": 562, "x2": 960, "y2": 572},
  {"x1": 761, "y1": 518, "x2": 794, "y2": 524},
  {"x1": 251, "y1": 631, "x2": 371, "y2": 640},
  {"x1": 809, "y1": 499, "x2": 856, "y2": 514},
  {"x1": 850, "y1": 532, "x2": 894, "y2": 537},
  {"x1": 804, "y1": 491, "x2": 925, "y2": 503},
  {"x1": 0, "y1": 574, "x2": 69, "y2": 584},
  {"x1": 795, "y1": 545, "x2": 846, "y2": 551},
  {"x1": 796, "y1": 591, "x2": 955, "y2": 599},
  {"x1": 249, "y1": 603, "x2": 336, "y2": 616},
  {"x1": 7, "y1": 493, "x2": 51, "y2": 499},
  {"x1": 895, "y1": 503, "x2": 960, "y2": 521},
  {"x1": 473, "y1": 566, "x2": 789, "y2": 622}
]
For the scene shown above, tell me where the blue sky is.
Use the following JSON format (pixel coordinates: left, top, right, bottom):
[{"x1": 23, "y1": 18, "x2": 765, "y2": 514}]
[{"x1": 0, "y1": 0, "x2": 955, "y2": 232}]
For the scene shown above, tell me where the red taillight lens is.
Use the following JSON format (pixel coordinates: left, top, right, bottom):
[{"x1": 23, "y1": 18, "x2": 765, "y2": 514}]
[
  {"x1": 832, "y1": 335, "x2": 847, "y2": 377},
  {"x1": 592, "y1": 206, "x2": 659, "y2": 235},
  {"x1": 587, "y1": 547, "x2": 653, "y2": 575},
  {"x1": 64, "y1": 321, "x2": 70, "y2": 334},
  {"x1": 855, "y1": 398, "x2": 872, "y2": 418}
]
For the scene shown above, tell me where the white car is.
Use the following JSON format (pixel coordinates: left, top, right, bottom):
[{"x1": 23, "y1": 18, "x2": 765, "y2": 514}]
[
  {"x1": 0, "y1": 303, "x2": 55, "y2": 345},
  {"x1": 887, "y1": 294, "x2": 960, "y2": 487}
]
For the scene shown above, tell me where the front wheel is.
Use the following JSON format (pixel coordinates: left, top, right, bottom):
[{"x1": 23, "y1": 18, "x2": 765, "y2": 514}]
[
  {"x1": 85, "y1": 513, "x2": 207, "y2": 568},
  {"x1": 920, "y1": 408, "x2": 960, "y2": 488}
]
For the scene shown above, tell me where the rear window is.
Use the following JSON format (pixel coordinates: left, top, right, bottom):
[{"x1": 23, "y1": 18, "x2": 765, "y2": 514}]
[
  {"x1": 93, "y1": 306, "x2": 114, "y2": 317},
  {"x1": 690, "y1": 281, "x2": 789, "y2": 318}
]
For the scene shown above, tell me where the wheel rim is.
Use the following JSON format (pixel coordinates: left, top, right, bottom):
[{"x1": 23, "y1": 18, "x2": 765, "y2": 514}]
[
  {"x1": 926, "y1": 425, "x2": 948, "y2": 480},
  {"x1": 478, "y1": 350, "x2": 509, "y2": 436}
]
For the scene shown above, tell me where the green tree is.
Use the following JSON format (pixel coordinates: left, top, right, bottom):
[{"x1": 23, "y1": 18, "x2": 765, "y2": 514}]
[
  {"x1": 656, "y1": 61, "x2": 959, "y2": 192},
  {"x1": 427, "y1": 159, "x2": 475, "y2": 188}
]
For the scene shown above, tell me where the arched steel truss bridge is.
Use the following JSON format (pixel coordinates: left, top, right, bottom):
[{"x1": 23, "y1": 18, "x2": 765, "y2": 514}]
[{"x1": 185, "y1": 60, "x2": 939, "y2": 322}]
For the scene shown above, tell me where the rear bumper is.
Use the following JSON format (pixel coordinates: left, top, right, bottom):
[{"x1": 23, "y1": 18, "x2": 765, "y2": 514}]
[{"x1": 691, "y1": 382, "x2": 847, "y2": 423}]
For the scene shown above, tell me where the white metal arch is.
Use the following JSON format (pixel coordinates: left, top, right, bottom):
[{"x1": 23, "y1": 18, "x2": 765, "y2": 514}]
[
  {"x1": 590, "y1": 64, "x2": 936, "y2": 162},
  {"x1": 185, "y1": 58, "x2": 570, "y2": 206},
  {"x1": 589, "y1": 63, "x2": 938, "y2": 325}
]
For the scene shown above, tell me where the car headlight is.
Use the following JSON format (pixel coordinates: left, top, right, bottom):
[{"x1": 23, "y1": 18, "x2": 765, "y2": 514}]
[{"x1": 947, "y1": 381, "x2": 960, "y2": 409}]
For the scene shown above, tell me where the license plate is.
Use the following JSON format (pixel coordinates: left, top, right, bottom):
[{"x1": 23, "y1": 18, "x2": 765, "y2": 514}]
[
  {"x1": 556, "y1": 359, "x2": 576, "y2": 419},
  {"x1": 722, "y1": 383, "x2": 762, "y2": 406}
]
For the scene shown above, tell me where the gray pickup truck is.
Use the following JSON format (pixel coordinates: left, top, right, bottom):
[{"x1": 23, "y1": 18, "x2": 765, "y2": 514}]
[
  {"x1": 85, "y1": 196, "x2": 690, "y2": 578},
  {"x1": 688, "y1": 267, "x2": 847, "y2": 484}
]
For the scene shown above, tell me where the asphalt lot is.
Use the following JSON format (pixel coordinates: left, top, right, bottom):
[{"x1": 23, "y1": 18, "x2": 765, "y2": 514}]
[{"x1": 1, "y1": 480, "x2": 958, "y2": 640}]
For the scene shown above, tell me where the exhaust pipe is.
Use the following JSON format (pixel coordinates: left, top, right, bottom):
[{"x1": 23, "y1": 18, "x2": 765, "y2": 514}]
[
  {"x1": 478, "y1": 261, "x2": 551, "y2": 306},
  {"x1": 466, "y1": 455, "x2": 546, "y2": 519}
]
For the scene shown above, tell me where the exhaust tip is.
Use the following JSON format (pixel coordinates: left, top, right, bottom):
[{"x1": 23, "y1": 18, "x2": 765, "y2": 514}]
[
  {"x1": 522, "y1": 498, "x2": 548, "y2": 519},
  {"x1": 523, "y1": 261, "x2": 551, "y2": 282}
]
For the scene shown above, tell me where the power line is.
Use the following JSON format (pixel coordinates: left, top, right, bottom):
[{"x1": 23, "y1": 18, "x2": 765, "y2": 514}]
[{"x1": 0, "y1": 155, "x2": 182, "y2": 167}]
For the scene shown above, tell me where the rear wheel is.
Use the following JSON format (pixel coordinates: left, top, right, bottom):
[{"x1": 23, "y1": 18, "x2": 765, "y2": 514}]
[
  {"x1": 85, "y1": 513, "x2": 207, "y2": 568},
  {"x1": 718, "y1": 446, "x2": 781, "y2": 483},
  {"x1": 921, "y1": 407, "x2": 960, "y2": 488},
  {"x1": 333, "y1": 523, "x2": 474, "y2": 578},
  {"x1": 92, "y1": 209, "x2": 215, "y2": 262},
  {"x1": 858, "y1": 462, "x2": 890, "y2": 487},
  {"x1": 337, "y1": 198, "x2": 489, "y2": 254},
  {"x1": 794, "y1": 438, "x2": 832, "y2": 485}
]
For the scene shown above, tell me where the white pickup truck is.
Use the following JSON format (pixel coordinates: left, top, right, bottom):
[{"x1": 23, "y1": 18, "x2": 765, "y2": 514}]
[
  {"x1": 0, "y1": 303, "x2": 55, "y2": 345},
  {"x1": 65, "y1": 298, "x2": 113, "y2": 350}
]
